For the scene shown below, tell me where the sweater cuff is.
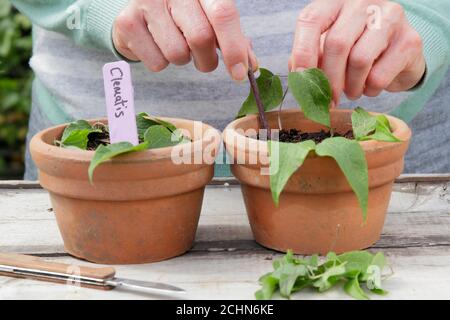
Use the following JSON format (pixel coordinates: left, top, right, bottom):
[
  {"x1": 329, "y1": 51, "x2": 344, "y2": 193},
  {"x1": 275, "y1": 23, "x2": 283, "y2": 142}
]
[
  {"x1": 402, "y1": 7, "x2": 449, "y2": 92},
  {"x1": 86, "y1": 0, "x2": 129, "y2": 58}
]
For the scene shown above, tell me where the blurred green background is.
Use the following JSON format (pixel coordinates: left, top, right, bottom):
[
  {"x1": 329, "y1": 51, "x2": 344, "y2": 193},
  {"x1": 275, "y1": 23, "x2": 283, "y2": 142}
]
[{"x1": 0, "y1": 2, "x2": 32, "y2": 180}]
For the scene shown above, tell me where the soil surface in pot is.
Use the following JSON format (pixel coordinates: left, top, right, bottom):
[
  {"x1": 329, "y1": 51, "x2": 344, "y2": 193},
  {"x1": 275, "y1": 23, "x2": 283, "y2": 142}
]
[
  {"x1": 65, "y1": 123, "x2": 191, "y2": 150},
  {"x1": 62, "y1": 124, "x2": 139, "y2": 151},
  {"x1": 257, "y1": 129, "x2": 354, "y2": 144},
  {"x1": 86, "y1": 125, "x2": 111, "y2": 150}
]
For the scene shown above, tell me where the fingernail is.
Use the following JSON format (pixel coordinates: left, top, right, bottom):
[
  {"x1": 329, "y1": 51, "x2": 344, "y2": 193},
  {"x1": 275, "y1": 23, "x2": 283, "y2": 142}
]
[{"x1": 230, "y1": 63, "x2": 247, "y2": 82}]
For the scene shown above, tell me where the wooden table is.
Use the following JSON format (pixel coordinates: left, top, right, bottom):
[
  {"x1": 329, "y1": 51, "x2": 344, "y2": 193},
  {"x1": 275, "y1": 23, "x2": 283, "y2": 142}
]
[{"x1": 0, "y1": 175, "x2": 449, "y2": 300}]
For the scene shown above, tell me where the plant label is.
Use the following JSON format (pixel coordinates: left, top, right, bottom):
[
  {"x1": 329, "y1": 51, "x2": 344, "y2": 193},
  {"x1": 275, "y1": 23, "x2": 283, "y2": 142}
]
[{"x1": 102, "y1": 61, "x2": 139, "y2": 145}]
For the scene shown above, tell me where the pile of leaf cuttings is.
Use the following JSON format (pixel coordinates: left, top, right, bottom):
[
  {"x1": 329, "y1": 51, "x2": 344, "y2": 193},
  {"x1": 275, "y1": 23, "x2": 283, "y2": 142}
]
[{"x1": 255, "y1": 250, "x2": 392, "y2": 300}]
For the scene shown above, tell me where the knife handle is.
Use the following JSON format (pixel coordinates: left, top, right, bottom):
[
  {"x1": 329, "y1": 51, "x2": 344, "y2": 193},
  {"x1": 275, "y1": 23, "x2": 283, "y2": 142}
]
[{"x1": 0, "y1": 252, "x2": 116, "y2": 280}]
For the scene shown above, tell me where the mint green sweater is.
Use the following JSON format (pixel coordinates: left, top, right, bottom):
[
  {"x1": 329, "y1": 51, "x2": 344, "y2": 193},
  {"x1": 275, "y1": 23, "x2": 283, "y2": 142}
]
[
  {"x1": 9, "y1": 0, "x2": 450, "y2": 177},
  {"x1": 11, "y1": 0, "x2": 450, "y2": 121}
]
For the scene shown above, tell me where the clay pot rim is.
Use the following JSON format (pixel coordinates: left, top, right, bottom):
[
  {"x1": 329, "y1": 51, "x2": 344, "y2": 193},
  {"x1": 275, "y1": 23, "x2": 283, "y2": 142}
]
[
  {"x1": 31, "y1": 117, "x2": 221, "y2": 164},
  {"x1": 223, "y1": 108, "x2": 411, "y2": 157}
]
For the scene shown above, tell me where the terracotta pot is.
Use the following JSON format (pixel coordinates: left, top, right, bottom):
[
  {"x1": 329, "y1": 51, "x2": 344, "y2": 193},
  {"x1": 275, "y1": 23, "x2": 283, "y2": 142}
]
[
  {"x1": 223, "y1": 109, "x2": 411, "y2": 254},
  {"x1": 30, "y1": 118, "x2": 221, "y2": 264}
]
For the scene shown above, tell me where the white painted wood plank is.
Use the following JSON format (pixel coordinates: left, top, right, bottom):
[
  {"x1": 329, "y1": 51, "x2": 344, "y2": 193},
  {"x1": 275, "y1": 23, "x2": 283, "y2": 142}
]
[
  {"x1": 0, "y1": 180, "x2": 448, "y2": 299},
  {"x1": 390, "y1": 182, "x2": 450, "y2": 213},
  {"x1": 0, "y1": 189, "x2": 63, "y2": 254},
  {"x1": 0, "y1": 247, "x2": 448, "y2": 300}
]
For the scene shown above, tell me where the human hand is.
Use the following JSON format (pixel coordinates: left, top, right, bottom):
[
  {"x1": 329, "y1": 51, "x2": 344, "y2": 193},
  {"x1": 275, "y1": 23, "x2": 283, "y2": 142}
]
[
  {"x1": 113, "y1": 0, "x2": 257, "y2": 81},
  {"x1": 290, "y1": 0, "x2": 426, "y2": 106}
]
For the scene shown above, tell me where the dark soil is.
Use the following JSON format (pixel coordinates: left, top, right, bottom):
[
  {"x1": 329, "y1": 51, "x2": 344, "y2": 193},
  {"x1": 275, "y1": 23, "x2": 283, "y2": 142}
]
[
  {"x1": 85, "y1": 126, "x2": 354, "y2": 149},
  {"x1": 87, "y1": 126, "x2": 110, "y2": 151},
  {"x1": 278, "y1": 129, "x2": 354, "y2": 143},
  {"x1": 259, "y1": 128, "x2": 354, "y2": 144},
  {"x1": 85, "y1": 125, "x2": 147, "y2": 150}
]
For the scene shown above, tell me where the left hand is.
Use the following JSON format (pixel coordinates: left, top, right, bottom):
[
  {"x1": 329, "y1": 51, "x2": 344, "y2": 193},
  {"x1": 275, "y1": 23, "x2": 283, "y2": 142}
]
[{"x1": 289, "y1": 0, "x2": 426, "y2": 106}]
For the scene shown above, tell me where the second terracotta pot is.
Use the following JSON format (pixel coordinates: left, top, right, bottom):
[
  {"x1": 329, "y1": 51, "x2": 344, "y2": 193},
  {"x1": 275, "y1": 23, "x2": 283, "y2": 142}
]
[
  {"x1": 30, "y1": 118, "x2": 221, "y2": 264},
  {"x1": 223, "y1": 109, "x2": 411, "y2": 254}
]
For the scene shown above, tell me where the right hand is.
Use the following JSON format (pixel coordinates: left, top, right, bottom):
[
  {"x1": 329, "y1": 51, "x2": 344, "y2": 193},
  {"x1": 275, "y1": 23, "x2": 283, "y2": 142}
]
[{"x1": 113, "y1": 0, "x2": 257, "y2": 81}]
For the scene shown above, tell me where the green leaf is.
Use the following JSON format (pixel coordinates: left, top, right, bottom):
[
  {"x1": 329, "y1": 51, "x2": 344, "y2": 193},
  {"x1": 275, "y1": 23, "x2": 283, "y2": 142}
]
[
  {"x1": 61, "y1": 120, "x2": 92, "y2": 140},
  {"x1": 308, "y1": 254, "x2": 319, "y2": 268},
  {"x1": 255, "y1": 274, "x2": 279, "y2": 300},
  {"x1": 293, "y1": 254, "x2": 319, "y2": 272},
  {"x1": 370, "y1": 252, "x2": 387, "y2": 270},
  {"x1": 143, "y1": 125, "x2": 182, "y2": 149},
  {"x1": 279, "y1": 271, "x2": 303, "y2": 298},
  {"x1": 272, "y1": 264, "x2": 308, "y2": 297},
  {"x1": 61, "y1": 129, "x2": 92, "y2": 149},
  {"x1": 268, "y1": 140, "x2": 316, "y2": 206},
  {"x1": 288, "y1": 68, "x2": 331, "y2": 127},
  {"x1": 292, "y1": 278, "x2": 312, "y2": 292},
  {"x1": 88, "y1": 142, "x2": 148, "y2": 182},
  {"x1": 147, "y1": 116, "x2": 178, "y2": 133},
  {"x1": 312, "y1": 263, "x2": 347, "y2": 292},
  {"x1": 136, "y1": 112, "x2": 184, "y2": 142},
  {"x1": 315, "y1": 137, "x2": 368, "y2": 221},
  {"x1": 237, "y1": 68, "x2": 283, "y2": 117},
  {"x1": 344, "y1": 275, "x2": 370, "y2": 300},
  {"x1": 376, "y1": 114, "x2": 390, "y2": 128},
  {"x1": 254, "y1": 249, "x2": 390, "y2": 300},
  {"x1": 365, "y1": 252, "x2": 387, "y2": 292},
  {"x1": 338, "y1": 251, "x2": 388, "y2": 293},
  {"x1": 351, "y1": 107, "x2": 377, "y2": 139},
  {"x1": 326, "y1": 252, "x2": 339, "y2": 263},
  {"x1": 280, "y1": 250, "x2": 296, "y2": 265},
  {"x1": 370, "y1": 288, "x2": 388, "y2": 295},
  {"x1": 60, "y1": 120, "x2": 100, "y2": 150},
  {"x1": 369, "y1": 115, "x2": 401, "y2": 142},
  {"x1": 357, "y1": 251, "x2": 386, "y2": 282},
  {"x1": 136, "y1": 112, "x2": 160, "y2": 139},
  {"x1": 339, "y1": 251, "x2": 373, "y2": 268},
  {"x1": 338, "y1": 251, "x2": 374, "y2": 281},
  {"x1": 351, "y1": 108, "x2": 401, "y2": 142}
]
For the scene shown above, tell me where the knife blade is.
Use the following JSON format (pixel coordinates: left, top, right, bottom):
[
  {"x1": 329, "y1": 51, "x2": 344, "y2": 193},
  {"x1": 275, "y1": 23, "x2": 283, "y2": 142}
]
[{"x1": 105, "y1": 277, "x2": 185, "y2": 295}]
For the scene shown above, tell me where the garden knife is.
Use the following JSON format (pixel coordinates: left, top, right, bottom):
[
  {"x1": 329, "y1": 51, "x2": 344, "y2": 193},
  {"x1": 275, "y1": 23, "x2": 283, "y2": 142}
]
[{"x1": 0, "y1": 252, "x2": 185, "y2": 296}]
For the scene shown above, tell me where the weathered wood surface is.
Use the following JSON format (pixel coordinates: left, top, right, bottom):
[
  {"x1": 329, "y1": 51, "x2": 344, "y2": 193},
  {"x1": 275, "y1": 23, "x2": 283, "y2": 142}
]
[{"x1": 0, "y1": 176, "x2": 448, "y2": 300}]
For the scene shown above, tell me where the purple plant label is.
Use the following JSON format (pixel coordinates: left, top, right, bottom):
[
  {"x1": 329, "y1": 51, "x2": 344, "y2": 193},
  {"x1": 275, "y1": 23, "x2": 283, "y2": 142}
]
[{"x1": 102, "y1": 61, "x2": 139, "y2": 145}]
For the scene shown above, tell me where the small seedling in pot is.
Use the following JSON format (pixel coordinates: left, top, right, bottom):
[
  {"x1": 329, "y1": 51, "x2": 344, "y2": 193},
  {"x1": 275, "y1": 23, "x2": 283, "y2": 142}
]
[
  {"x1": 56, "y1": 112, "x2": 188, "y2": 182},
  {"x1": 239, "y1": 67, "x2": 401, "y2": 221}
]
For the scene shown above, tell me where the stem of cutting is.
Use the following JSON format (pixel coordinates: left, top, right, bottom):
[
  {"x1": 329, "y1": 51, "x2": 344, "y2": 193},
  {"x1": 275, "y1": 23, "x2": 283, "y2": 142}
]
[{"x1": 247, "y1": 60, "x2": 269, "y2": 134}]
